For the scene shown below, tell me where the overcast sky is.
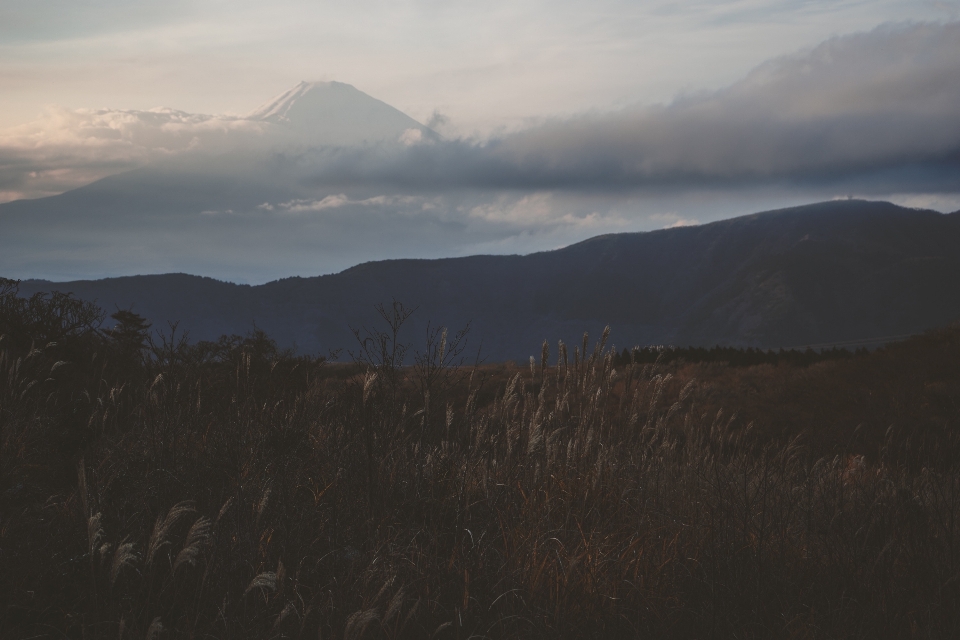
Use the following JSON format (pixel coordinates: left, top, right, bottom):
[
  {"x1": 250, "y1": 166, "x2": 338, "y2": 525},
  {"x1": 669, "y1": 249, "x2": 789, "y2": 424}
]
[
  {"x1": 2, "y1": 2, "x2": 960, "y2": 282},
  {"x1": 2, "y1": 0, "x2": 958, "y2": 133}
]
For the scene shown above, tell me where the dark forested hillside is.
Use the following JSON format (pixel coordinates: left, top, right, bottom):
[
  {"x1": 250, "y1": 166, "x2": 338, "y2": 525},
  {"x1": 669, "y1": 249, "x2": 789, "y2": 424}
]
[
  {"x1": 4, "y1": 271, "x2": 960, "y2": 639},
  {"x1": 17, "y1": 199, "x2": 960, "y2": 361}
]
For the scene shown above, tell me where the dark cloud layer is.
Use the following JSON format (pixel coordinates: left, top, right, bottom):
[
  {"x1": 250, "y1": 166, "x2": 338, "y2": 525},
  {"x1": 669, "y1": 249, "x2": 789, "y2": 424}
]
[
  {"x1": 300, "y1": 22, "x2": 960, "y2": 194},
  {"x1": 3, "y1": 22, "x2": 958, "y2": 202}
]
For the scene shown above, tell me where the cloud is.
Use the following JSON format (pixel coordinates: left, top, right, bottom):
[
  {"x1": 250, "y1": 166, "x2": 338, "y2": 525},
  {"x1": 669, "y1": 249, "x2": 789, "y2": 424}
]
[
  {"x1": 462, "y1": 193, "x2": 624, "y2": 233},
  {"x1": 280, "y1": 194, "x2": 351, "y2": 212},
  {"x1": 270, "y1": 194, "x2": 432, "y2": 213},
  {"x1": 294, "y1": 22, "x2": 960, "y2": 195},
  {"x1": 398, "y1": 128, "x2": 424, "y2": 145},
  {"x1": 3, "y1": 22, "x2": 959, "y2": 206},
  {"x1": 0, "y1": 106, "x2": 268, "y2": 201},
  {"x1": 649, "y1": 212, "x2": 700, "y2": 229},
  {"x1": 0, "y1": 0, "x2": 197, "y2": 44}
]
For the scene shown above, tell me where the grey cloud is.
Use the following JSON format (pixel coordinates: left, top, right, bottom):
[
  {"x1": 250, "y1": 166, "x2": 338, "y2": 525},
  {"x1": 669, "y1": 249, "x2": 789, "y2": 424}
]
[
  {"x1": 425, "y1": 110, "x2": 452, "y2": 133},
  {"x1": 0, "y1": 0, "x2": 198, "y2": 43},
  {"x1": 5, "y1": 22, "x2": 958, "y2": 202},
  {"x1": 298, "y1": 22, "x2": 960, "y2": 194}
]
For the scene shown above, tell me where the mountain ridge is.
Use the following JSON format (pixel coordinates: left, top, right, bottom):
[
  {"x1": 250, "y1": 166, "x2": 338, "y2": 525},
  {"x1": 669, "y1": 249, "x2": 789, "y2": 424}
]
[{"x1": 15, "y1": 199, "x2": 960, "y2": 361}]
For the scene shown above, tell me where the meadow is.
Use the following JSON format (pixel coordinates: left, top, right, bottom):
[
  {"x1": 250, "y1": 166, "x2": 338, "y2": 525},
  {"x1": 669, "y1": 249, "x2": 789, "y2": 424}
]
[{"x1": 2, "y1": 279, "x2": 960, "y2": 639}]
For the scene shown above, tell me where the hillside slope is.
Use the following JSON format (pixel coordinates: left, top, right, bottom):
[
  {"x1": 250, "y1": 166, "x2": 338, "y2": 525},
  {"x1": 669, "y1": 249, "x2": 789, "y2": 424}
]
[{"x1": 17, "y1": 200, "x2": 960, "y2": 360}]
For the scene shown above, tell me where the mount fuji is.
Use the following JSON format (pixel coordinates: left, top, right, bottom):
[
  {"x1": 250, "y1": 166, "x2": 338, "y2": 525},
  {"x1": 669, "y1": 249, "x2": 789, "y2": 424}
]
[
  {"x1": 0, "y1": 82, "x2": 455, "y2": 283},
  {"x1": 247, "y1": 81, "x2": 437, "y2": 147}
]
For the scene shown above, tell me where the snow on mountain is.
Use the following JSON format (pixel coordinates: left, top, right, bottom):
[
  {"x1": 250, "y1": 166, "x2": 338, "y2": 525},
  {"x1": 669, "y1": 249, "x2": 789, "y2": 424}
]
[{"x1": 249, "y1": 81, "x2": 436, "y2": 147}]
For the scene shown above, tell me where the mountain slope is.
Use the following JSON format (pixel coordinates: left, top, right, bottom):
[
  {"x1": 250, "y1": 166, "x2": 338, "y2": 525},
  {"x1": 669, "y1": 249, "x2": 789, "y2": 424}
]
[
  {"x1": 0, "y1": 81, "x2": 442, "y2": 282},
  {"x1": 15, "y1": 200, "x2": 960, "y2": 360},
  {"x1": 248, "y1": 81, "x2": 436, "y2": 146}
]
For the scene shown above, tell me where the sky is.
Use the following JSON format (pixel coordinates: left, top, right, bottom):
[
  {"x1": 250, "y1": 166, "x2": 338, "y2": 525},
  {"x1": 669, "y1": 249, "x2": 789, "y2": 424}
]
[
  {"x1": 1, "y1": 1, "x2": 960, "y2": 282},
  {"x1": 3, "y1": 1, "x2": 958, "y2": 132}
]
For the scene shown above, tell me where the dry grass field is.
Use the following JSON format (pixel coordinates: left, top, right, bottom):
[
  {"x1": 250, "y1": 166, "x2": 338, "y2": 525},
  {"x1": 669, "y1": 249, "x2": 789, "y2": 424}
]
[{"x1": 3, "y1": 281, "x2": 960, "y2": 639}]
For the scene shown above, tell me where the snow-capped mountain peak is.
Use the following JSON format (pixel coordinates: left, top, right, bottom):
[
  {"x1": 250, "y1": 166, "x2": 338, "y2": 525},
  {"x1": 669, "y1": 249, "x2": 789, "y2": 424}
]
[{"x1": 248, "y1": 81, "x2": 436, "y2": 146}]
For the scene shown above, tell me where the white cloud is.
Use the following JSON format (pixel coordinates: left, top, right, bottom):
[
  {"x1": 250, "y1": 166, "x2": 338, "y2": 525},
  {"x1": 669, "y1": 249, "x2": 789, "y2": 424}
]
[
  {"x1": 0, "y1": 106, "x2": 269, "y2": 201},
  {"x1": 465, "y1": 192, "x2": 633, "y2": 235},
  {"x1": 399, "y1": 128, "x2": 424, "y2": 145},
  {"x1": 649, "y1": 212, "x2": 700, "y2": 228},
  {"x1": 467, "y1": 193, "x2": 557, "y2": 224},
  {"x1": 279, "y1": 194, "x2": 350, "y2": 212},
  {"x1": 273, "y1": 194, "x2": 431, "y2": 214}
]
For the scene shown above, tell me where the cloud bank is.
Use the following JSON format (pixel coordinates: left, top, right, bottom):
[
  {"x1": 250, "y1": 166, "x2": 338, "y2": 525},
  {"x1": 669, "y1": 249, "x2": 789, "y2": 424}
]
[
  {"x1": 298, "y1": 22, "x2": 960, "y2": 195},
  {"x1": 0, "y1": 107, "x2": 268, "y2": 202},
  {"x1": 3, "y1": 21, "x2": 959, "y2": 205}
]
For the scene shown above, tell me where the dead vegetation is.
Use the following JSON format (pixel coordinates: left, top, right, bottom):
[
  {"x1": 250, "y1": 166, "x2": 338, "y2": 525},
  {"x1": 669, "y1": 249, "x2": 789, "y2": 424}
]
[{"x1": 2, "y1": 280, "x2": 960, "y2": 639}]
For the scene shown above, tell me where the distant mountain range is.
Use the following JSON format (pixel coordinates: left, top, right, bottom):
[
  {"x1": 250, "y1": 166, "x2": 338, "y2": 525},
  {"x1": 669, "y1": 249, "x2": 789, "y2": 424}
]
[{"x1": 16, "y1": 200, "x2": 960, "y2": 361}]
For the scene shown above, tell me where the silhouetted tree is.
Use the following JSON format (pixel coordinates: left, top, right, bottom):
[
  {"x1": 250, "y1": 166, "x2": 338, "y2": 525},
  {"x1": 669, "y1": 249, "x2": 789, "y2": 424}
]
[{"x1": 104, "y1": 309, "x2": 151, "y2": 365}]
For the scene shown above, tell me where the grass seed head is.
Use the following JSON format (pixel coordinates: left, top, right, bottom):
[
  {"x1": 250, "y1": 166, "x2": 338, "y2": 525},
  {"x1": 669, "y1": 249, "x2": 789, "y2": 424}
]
[
  {"x1": 110, "y1": 541, "x2": 138, "y2": 587},
  {"x1": 173, "y1": 516, "x2": 212, "y2": 572},
  {"x1": 145, "y1": 617, "x2": 163, "y2": 640},
  {"x1": 344, "y1": 608, "x2": 379, "y2": 640},
  {"x1": 146, "y1": 501, "x2": 195, "y2": 567},
  {"x1": 244, "y1": 571, "x2": 277, "y2": 599},
  {"x1": 87, "y1": 512, "x2": 103, "y2": 558}
]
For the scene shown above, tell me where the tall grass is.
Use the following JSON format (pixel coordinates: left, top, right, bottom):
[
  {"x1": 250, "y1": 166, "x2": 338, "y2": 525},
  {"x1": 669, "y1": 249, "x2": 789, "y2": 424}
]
[{"x1": 2, "y1": 286, "x2": 960, "y2": 638}]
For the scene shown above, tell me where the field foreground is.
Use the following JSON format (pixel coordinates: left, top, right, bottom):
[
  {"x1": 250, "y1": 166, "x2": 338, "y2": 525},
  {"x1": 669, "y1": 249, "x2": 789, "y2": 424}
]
[{"x1": 3, "y1": 283, "x2": 960, "y2": 639}]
